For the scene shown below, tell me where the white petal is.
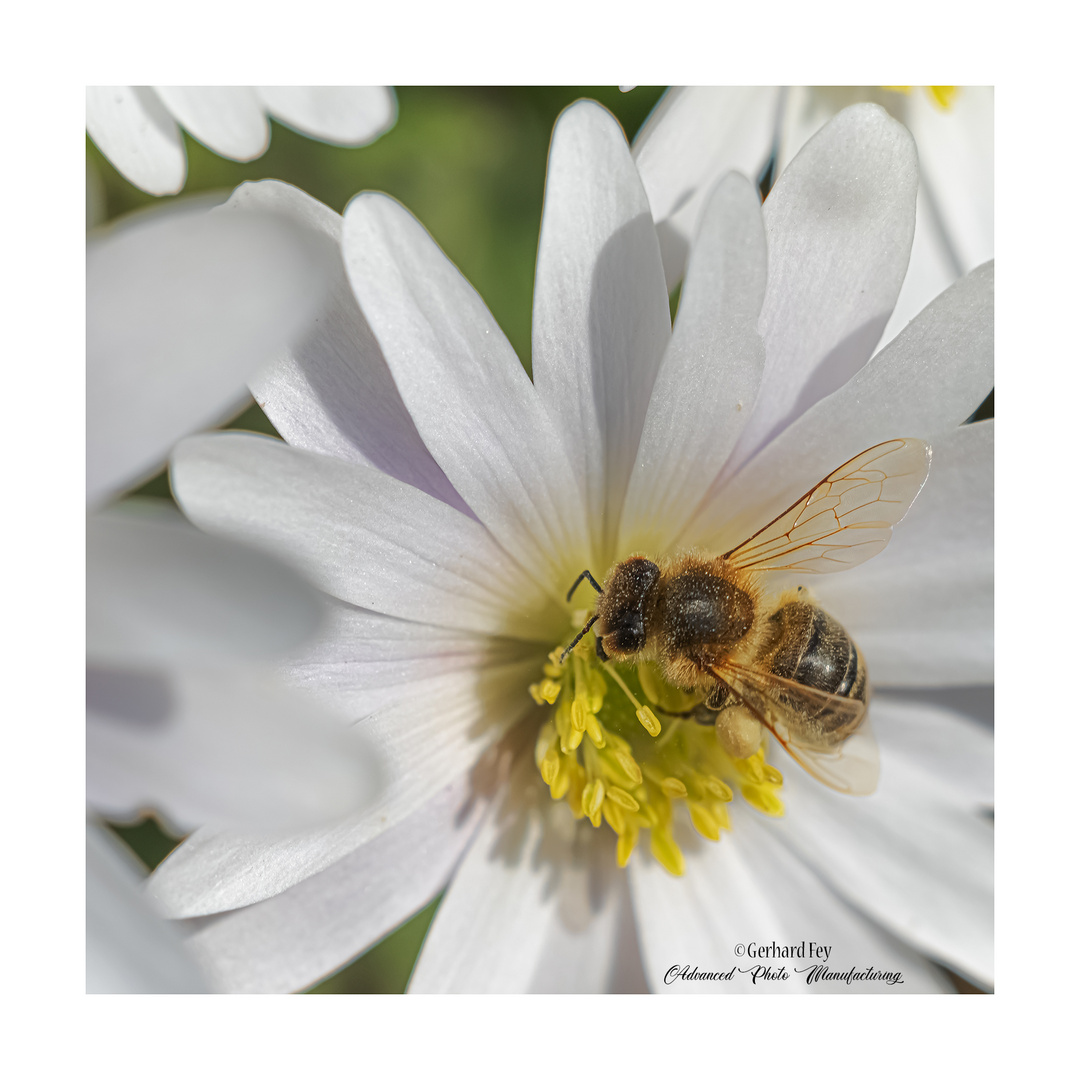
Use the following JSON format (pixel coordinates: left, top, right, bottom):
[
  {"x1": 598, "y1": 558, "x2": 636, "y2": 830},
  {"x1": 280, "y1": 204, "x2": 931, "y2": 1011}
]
[
  {"x1": 904, "y1": 87, "x2": 994, "y2": 272},
  {"x1": 86, "y1": 86, "x2": 186, "y2": 195},
  {"x1": 153, "y1": 86, "x2": 269, "y2": 161},
  {"x1": 683, "y1": 261, "x2": 994, "y2": 554},
  {"x1": 872, "y1": 690, "x2": 994, "y2": 807},
  {"x1": 256, "y1": 86, "x2": 396, "y2": 145},
  {"x1": 171, "y1": 432, "x2": 562, "y2": 641},
  {"x1": 880, "y1": 181, "x2": 961, "y2": 347},
  {"x1": 410, "y1": 765, "x2": 629, "y2": 993},
  {"x1": 619, "y1": 171, "x2": 767, "y2": 554},
  {"x1": 87, "y1": 503, "x2": 323, "y2": 667},
  {"x1": 532, "y1": 100, "x2": 671, "y2": 561},
  {"x1": 814, "y1": 421, "x2": 993, "y2": 686},
  {"x1": 226, "y1": 181, "x2": 467, "y2": 511},
  {"x1": 730, "y1": 103, "x2": 919, "y2": 469},
  {"x1": 147, "y1": 658, "x2": 537, "y2": 916},
  {"x1": 630, "y1": 810, "x2": 953, "y2": 993},
  {"x1": 632, "y1": 86, "x2": 780, "y2": 289},
  {"x1": 180, "y1": 778, "x2": 485, "y2": 993},
  {"x1": 283, "y1": 600, "x2": 543, "y2": 710},
  {"x1": 342, "y1": 192, "x2": 592, "y2": 588},
  {"x1": 87, "y1": 201, "x2": 333, "y2": 506},
  {"x1": 87, "y1": 825, "x2": 208, "y2": 993},
  {"x1": 775, "y1": 694, "x2": 994, "y2": 987},
  {"x1": 87, "y1": 666, "x2": 384, "y2": 832}
]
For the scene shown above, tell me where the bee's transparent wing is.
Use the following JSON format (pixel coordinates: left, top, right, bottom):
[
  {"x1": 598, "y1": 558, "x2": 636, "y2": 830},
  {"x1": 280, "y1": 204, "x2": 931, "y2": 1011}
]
[
  {"x1": 707, "y1": 659, "x2": 879, "y2": 796},
  {"x1": 723, "y1": 439, "x2": 931, "y2": 575}
]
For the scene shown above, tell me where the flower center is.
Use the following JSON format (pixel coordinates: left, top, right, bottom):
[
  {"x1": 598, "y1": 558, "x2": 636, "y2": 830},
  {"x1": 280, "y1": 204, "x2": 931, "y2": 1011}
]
[{"x1": 529, "y1": 621, "x2": 785, "y2": 876}]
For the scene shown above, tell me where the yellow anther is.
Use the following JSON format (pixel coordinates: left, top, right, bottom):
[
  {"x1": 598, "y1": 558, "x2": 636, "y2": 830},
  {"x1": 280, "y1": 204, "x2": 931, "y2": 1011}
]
[
  {"x1": 528, "y1": 683, "x2": 546, "y2": 705},
  {"x1": 570, "y1": 699, "x2": 588, "y2": 732},
  {"x1": 689, "y1": 802, "x2": 721, "y2": 841},
  {"x1": 636, "y1": 706, "x2": 661, "y2": 738},
  {"x1": 737, "y1": 754, "x2": 766, "y2": 784},
  {"x1": 763, "y1": 764, "x2": 784, "y2": 786},
  {"x1": 543, "y1": 663, "x2": 562, "y2": 679},
  {"x1": 537, "y1": 679, "x2": 561, "y2": 704},
  {"x1": 540, "y1": 752, "x2": 558, "y2": 787},
  {"x1": 610, "y1": 750, "x2": 643, "y2": 788},
  {"x1": 602, "y1": 798, "x2": 625, "y2": 835},
  {"x1": 742, "y1": 784, "x2": 785, "y2": 817},
  {"x1": 550, "y1": 761, "x2": 571, "y2": 800},
  {"x1": 649, "y1": 828, "x2": 686, "y2": 877},
  {"x1": 616, "y1": 827, "x2": 639, "y2": 868},
  {"x1": 562, "y1": 725, "x2": 584, "y2": 753},
  {"x1": 702, "y1": 776, "x2": 734, "y2": 802},
  {"x1": 583, "y1": 779, "x2": 606, "y2": 820},
  {"x1": 661, "y1": 777, "x2": 688, "y2": 800},
  {"x1": 606, "y1": 786, "x2": 640, "y2": 812},
  {"x1": 585, "y1": 712, "x2": 606, "y2": 749}
]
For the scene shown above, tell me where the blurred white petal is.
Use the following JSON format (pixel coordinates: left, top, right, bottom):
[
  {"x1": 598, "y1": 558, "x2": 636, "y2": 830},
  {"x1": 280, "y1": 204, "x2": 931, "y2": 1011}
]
[
  {"x1": 87, "y1": 203, "x2": 333, "y2": 505},
  {"x1": 87, "y1": 667, "x2": 384, "y2": 832},
  {"x1": 153, "y1": 86, "x2": 269, "y2": 160},
  {"x1": 87, "y1": 503, "x2": 323, "y2": 667},
  {"x1": 86, "y1": 86, "x2": 185, "y2": 196},
  {"x1": 256, "y1": 86, "x2": 397, "y2": 145},
  {"x1": 87, "y1": 825, "x2": 208, "y2": 993}
]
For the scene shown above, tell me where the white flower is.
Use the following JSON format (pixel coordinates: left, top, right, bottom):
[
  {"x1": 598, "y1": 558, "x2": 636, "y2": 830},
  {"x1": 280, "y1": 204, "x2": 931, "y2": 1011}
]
[
  {"x1": 147, "y1": 101, "x2": 993, "y2": 993},
  {"x1": 86, "y1": 86, "x2": 396, "y2": 196},
  {"x1": 634, "y1": 86, "x2": 993, "y2": 348}
]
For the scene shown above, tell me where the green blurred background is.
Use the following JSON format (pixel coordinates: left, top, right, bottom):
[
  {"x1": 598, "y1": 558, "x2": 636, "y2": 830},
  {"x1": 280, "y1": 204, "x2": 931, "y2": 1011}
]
[{"x1": 92, "y1": 86, "x2": 667, "y2": 993}]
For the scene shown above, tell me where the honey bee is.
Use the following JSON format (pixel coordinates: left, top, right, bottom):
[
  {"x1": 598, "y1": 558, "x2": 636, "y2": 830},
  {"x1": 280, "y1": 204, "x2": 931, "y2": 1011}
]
[{"x1": 562, "y1": 439, "x2": 932, "y2": 795}]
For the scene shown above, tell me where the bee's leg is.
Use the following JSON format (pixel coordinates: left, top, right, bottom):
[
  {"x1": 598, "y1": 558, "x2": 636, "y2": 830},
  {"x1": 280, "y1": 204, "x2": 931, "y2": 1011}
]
[
  {"x1": 595, "y1": 636, "x2": 609, "y2": 663},
  {"x1": 704, "y1": 683, "x2": 729, "y2": 710},
  {"x1": 566, "y1": 569, "x2": 603, "y2": 603}
]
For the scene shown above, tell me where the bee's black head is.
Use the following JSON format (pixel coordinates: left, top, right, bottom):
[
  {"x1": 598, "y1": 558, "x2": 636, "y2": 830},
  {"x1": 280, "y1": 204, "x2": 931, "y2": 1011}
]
[{"x1": 594, "y1": 557, "x2": 660, "y2": 659}]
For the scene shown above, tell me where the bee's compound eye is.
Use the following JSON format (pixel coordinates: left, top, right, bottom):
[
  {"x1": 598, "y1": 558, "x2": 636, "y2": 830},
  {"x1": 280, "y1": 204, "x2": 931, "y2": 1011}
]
[{"x1": 613, "y1": 614, "x2": 645, "y2": 653}]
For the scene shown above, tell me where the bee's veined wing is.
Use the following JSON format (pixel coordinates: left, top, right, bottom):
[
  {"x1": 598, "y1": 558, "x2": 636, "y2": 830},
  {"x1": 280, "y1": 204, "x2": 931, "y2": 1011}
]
[
  {"x1": 706, "y1": 659, "x2": 879, "y2": 796},
  {"x1": 723, "y1": 439, "x2": 931, "y2": 575}
]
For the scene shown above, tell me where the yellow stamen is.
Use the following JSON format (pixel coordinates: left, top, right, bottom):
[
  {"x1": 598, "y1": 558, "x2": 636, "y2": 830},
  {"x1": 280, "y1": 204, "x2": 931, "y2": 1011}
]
[
  {"x1": 531, "y1": 626, "x2": 786, "y2": 875},
  {"x1": 649, "y1": 827, "x2": 685, "y2": 877},
  {"x1": 606, "y1": 786, "x2": 640, "y2": 812}
]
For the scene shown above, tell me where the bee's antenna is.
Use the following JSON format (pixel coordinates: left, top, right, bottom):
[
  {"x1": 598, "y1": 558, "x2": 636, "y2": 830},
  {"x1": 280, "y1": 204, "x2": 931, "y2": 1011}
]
[
  {"x1": 560, "y1": 615, "x2": 599, "y2": 665},
  {"x1": 566, "y1": 569, "x2": 603, "y2": 603}
]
